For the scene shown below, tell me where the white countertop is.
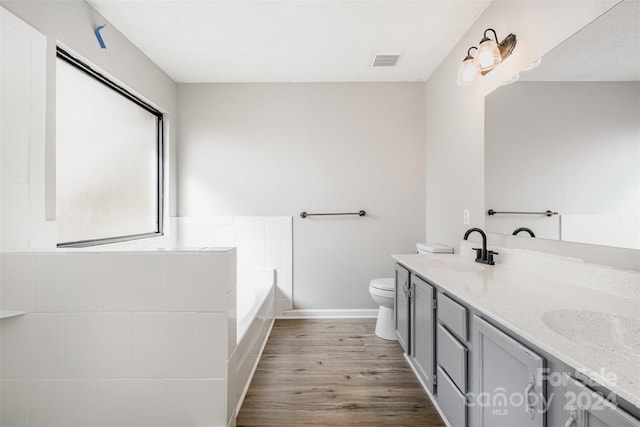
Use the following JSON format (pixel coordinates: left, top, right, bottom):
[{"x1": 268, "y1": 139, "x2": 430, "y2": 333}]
[{"x1": 392, "y1": 253, "x2": 640, "y2": 408}]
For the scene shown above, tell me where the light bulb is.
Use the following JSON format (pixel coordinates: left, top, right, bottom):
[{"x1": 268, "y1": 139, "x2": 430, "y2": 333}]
[
  {"x1": 457, "y1": 57, "x2": 477, "y2": 86},
  {"x1": 473, "y1": 38, "x2": 502, "y2": 72}
]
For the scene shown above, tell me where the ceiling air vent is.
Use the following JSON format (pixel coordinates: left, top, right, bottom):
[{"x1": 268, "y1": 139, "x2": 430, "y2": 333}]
[{"x1": 371, "y1": 53, "x2": 401, "y2": 67}]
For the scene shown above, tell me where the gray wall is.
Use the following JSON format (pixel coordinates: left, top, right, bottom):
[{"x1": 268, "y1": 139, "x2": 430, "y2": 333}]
[
  {"x1": 177, "y1": 83, "x2": 426, "y2": 310},
  {"x1": 423, "y1": 0, "x2": 619, "y2": 254}
]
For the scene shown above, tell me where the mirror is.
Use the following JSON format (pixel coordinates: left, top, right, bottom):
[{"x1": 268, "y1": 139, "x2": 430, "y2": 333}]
[{"x1": 485, "y1": 0, "x2": 640, "y2": 250}]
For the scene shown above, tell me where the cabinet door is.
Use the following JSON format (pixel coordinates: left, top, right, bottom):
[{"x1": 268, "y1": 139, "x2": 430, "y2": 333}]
[
  {"x1": 565, "y1": 376, "x2": 640, "y2": 427},
  {"x1": 394, "y1": 264, "x2": 410, "y2": 353},
  {"x1": 410, "y1": 275, "x2": 435, "y2": 392},
  {"x1": 474, "y1": 316, "x2": 545, "y2": 427}
]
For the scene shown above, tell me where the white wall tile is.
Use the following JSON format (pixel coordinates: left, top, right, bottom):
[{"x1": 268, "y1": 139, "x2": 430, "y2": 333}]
[
  {"x1": 227, "y1": 291, "x2": 237, "y2": 357},
  {"x1": 265, "y1": 222, "x2": 290, "y2": 240},
  {"x1": 176, "y1": 223, "x2": 211, "y2": 247},
  {"x1": 197, "y1": 313, "x2": 228, "y2": 376},
  {"x1": 29, "y1": 163, "x2": 45, "y2": 221},
  {"x1": 95, "y1": 380, "x2": 163, "y2": 427},
  {"x1": 33, "y1": 253, "x2": 100, "y2": 312},
  {"x1": 1, "y1": 380, "x2": 28, "y2": 427},
  {"x1": 1, "y1": 314, "x2": 65, "y2": 378},
  {"x1": 0, "y1": 253, "x2": 33, "y2": 312},
  {"x1": 263, "y1": 216, "x2": 292, "y2": 225},
  {"x1": 265, "y1": 238, "x2": 286, "y2": 269},
  {"x1": 233, "y1": 217, "x2": 264, "y2": 225},
  {"x1": 236, "y1": 224, "x2": 264, "y2": 240},
  {"x1": 166, "y1": 253, "x2": 230, "y2": 312},
  {"x1": 132, "y1": 313, "x2": 228, "y2": 379},
  {"x1": 100, "y1": 253, "x2": 167, "y2": 312},
  {"x1": 1, "y1": 182, "x2": 29, "y2": 248},
  {"x1": 227, "y1": 249, "x2": 237, "y2": 294},
  {"x1": 65, "y1": 313, "x2": 132, "y2": 378},
  {"x1": 132, "y1": 313, "x2": 198, "y2": 378},
  {"x1": 162, "y1": 379, "x2": 227, "y2": 427},
  {"x1": 29, "y1": 220, "x2": 57, "y2": 249},
  {"x1": 29, "y1": 380, "x2": 94, "y2": 427},
  {"x1": 204, "y1": 225, "x2": 237, "y2": 247},
  {"x1": 0, "y1": 42, "x2": 30, "y2": 183},
  {"x1": 95, "y1": 379, "x2": 227, "y2": 427},
  {"x1": 236, "y1": 239, "x2": 265, "y2": 270}
]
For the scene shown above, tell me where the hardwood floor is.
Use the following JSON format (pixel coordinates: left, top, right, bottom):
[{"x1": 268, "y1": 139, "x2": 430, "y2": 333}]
[{"x1": 236, "y1": 318, "x2": 446, "y2": 427}]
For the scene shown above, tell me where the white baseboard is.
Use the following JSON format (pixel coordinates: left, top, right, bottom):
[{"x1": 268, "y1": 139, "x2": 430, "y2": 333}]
[{"x1": 279, "y1": 308, "x2": 378, "y2": 319}]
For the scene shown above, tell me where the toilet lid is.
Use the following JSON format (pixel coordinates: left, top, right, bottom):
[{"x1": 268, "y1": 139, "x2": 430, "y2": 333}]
[{"x1": 370, "y1": 278, "x2": 394, "y2": 291}]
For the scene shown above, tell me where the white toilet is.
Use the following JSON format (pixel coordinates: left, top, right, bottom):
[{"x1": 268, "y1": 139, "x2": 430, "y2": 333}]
[
  {"x1": 369, "y1": 242, "x2": 453, "y2": 340},
  {"x1": 369, "y1": 278, "x2": 396, "y2": 340}
]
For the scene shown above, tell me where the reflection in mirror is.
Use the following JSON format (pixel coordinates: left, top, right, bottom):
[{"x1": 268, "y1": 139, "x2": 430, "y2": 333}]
[{"x1": 484, "y1": 0, "x2": 640, "y2": 250}]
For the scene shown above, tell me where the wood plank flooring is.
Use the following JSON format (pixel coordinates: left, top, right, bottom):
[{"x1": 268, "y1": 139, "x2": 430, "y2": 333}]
[{"x1": 236, "y1": 318, "x2": 446, "y2": 427}]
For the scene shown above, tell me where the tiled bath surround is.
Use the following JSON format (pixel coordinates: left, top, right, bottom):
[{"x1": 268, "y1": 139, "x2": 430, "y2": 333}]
[
  {"x1": 177, "y1": 216, "x2": 293, "y2": 316},
  {"x1": 0, "y1": 248, "x2": 244, "y2": 427}
]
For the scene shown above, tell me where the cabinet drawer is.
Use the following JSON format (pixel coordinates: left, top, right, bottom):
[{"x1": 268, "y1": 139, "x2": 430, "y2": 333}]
[
  {"x1": 437, "y1": 323, "x2": 467, "y2": 393},
  {"x1": 438, "y1": 292, "x2": 468, "y2": 342},
  {"x1": 437, "y1": 366, "x2": 466, "y2": 427}
]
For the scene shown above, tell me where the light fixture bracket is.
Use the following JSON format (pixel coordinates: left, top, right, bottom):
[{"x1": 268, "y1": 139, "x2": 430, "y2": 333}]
[{"x1": 498, "y1": 33, "x2": 517, "y2": 61}]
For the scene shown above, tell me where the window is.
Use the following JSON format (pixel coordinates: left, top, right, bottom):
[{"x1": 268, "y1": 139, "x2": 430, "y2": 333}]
[{"x1": 55, "y1": 47, "x2": 163, "y2": 247}]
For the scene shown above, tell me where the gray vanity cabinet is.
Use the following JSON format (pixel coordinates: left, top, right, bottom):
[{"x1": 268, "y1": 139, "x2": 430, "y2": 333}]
[
  {"x1": 564, "y1": 376, "x2": 640, "y2": 427},
  {"x1": 436, "y1": 292, "x2": 469, "y2": 427},
  {"x1": 475, "y1": 316, "x2": 545, "y2": 427},
  {"x1": 410, "y1": 275, "x2": 436, "y2": 393},
  {"x1": 395, "y1": 264, "x2": 410, "y2": 353}
]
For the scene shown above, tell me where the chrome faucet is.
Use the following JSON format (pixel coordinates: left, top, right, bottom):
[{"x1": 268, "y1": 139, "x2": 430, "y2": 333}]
[
  {"x1": 513, "y1": 227, "x2": 536, "y2": 237},
  {"x1": 463, "y1": 227, "x2": 498, "y2": 265}
]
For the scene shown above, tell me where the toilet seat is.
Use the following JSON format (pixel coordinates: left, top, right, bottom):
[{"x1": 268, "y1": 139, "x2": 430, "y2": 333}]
[
  {"x1": 370, "y1": 278, "x2": 394, "y2": 291},
  {"x1": 369, "y1": 285, "x2": 394, "y2": 299}
]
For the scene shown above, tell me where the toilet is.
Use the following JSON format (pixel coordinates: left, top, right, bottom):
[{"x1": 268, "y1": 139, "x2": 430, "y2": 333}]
[
  {"x1": 369, "y1": 278, "x2": 396, "y2": 340},
  {"x1": 370, "y1": 242, "x2": 453, "y2": 340}
]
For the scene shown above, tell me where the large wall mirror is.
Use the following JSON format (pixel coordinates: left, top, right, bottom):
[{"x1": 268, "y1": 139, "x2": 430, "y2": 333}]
[{"x1": 485, "y1": 0, "x2": 640, "y2": 250}]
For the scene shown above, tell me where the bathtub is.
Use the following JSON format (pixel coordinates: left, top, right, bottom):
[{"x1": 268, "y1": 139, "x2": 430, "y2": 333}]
[
  {"x1": 237, "y1": 268, "x2": 275, "y2": 343},
  {"x1": 230, "y1": 268, "x2": 275, "y2": 422}
]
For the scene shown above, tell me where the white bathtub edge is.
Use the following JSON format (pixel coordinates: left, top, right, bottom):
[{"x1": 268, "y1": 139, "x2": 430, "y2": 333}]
[{"x1": 234, "y1": 317, "x2": 275, "y2": 418}]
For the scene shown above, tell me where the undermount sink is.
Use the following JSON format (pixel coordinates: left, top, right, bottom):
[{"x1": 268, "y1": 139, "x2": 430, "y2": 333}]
[
  {"x1": 421, "y1": 257, "x2": 484, "y2": 273},
  {"x1": 542, "y1": 309, "x2": 640, "y2": 355}
]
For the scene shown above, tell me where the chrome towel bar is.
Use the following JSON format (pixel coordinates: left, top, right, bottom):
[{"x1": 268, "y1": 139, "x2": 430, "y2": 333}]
[
  {"x1": 300, "y1": 210, "x2": 366, "y2": 219},
  {"x1": 487, "y1": 209, "x2": 558, "y2": 217}
]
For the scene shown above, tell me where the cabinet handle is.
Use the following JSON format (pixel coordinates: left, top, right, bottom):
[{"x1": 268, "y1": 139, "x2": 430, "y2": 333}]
[
  {"x1": 525, "y1": 374, "x2": 536, "y2": 419},
  {"x1": 403, "y1": 279, "x2": 409, "y2": 296},
  {"x1": 563, "y1": 410, "x2": 577, "y2": 427}
]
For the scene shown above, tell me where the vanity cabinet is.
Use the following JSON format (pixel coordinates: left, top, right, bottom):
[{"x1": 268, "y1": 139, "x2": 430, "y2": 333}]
[
  {"x1": 393, "y1": 260, "x2": 640, "y2": 427},
  {"x1": 564, "y1": 376, "x2": 640, "y2": 427},
  {"x1": 437, "y1": 292, "x2": 469, "y2": 427},
  {"x1": 410, "y1": 275, "x2": 436, "y2": 393},
  {"x1": 395, "y1": 264, "x2": 411, "y2": 353},
  {"x1": 475, "y1": 315, "x2": 545, "y2": 427}
]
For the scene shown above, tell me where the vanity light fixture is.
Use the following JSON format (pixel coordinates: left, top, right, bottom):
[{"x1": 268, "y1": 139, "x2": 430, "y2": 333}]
[
  {"x1": 457, "y1": 28, "x2": 517, "y2": 86},
  {"x1": 456, "y1": 47, "x2": 478, "y2": 86}
]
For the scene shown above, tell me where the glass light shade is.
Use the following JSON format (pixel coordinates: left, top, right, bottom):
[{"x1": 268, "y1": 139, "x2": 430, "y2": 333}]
[
  {"x1": 473, "y1": 39, "x2": 502, "y2": 72},
  {"x1": 457, "y1": 57, "x2": 478, "y2": 86}
]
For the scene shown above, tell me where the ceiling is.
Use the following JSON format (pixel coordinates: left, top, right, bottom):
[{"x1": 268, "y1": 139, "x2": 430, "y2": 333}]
[{"x1": 87, "y1": 0, "x2": 491, "y2": 83}]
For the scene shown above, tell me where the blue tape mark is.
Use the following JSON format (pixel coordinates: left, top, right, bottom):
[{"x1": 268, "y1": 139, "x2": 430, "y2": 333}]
[{"x1": 95, "y1": 25, "x2": 107, "y2": 49}]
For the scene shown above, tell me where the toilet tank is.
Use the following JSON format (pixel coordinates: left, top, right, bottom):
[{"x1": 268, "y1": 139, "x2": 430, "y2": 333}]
[{"x1": 416, "y1": 242, "x2": 454, "y2": 254}]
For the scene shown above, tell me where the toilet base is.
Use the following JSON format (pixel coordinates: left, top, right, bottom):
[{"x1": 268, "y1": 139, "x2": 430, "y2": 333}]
[{"x1": 375, "y1": 305, "x2": 397, "y2": 341}]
